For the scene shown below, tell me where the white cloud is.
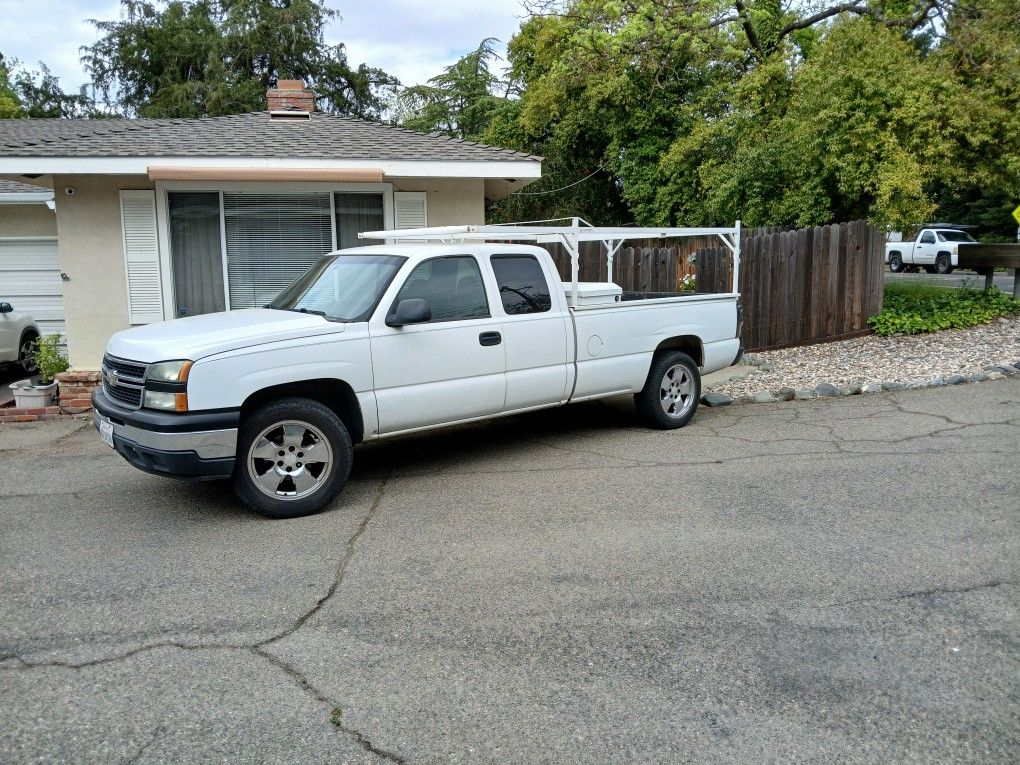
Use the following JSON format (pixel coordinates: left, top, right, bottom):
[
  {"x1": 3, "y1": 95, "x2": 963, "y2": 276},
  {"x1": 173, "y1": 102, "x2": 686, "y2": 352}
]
[{"x1": 0, "y1": 0, "x2": 529, "y2": 92}]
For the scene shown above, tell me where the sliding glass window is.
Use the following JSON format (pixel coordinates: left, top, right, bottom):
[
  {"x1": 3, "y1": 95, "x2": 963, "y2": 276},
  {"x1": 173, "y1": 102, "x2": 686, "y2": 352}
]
[
  {"x1": 335, "y1": 193, "x2": 384, "y2": 249},
  {"x1": 168, "y1": 192, "x2": 225, "y2": 317},
  {"x1": 222, "y1": 192, "x2": 334, "y2": 310}
]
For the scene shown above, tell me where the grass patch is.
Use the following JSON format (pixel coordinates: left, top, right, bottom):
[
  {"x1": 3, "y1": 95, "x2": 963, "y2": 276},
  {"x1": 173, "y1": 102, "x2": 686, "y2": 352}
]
[{"x1": 868, "y1": 282, "x2": 1020, "y2": 336}]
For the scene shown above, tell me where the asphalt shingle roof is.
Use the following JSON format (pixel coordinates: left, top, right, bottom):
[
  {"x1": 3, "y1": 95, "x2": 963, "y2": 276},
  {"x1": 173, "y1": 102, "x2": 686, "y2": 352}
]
[
  {"x1": 0, "y1": 179, "x2": 52, "y2": 194},
  {"x1": 0, "y1": 112, "x2": 540, "y2": 162}
]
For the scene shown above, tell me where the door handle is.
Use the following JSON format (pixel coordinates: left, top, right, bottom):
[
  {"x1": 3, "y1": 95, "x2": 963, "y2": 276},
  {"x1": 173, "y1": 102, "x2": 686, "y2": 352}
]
[{"x1": 479, "y1": 331, "x2": 502, "y2": 346}]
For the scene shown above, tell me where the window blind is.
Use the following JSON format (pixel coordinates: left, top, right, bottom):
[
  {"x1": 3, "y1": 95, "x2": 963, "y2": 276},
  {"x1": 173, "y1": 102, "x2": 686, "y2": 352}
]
[{"x1": 223, "y1": 192, "x2": 333, "y2": 310}]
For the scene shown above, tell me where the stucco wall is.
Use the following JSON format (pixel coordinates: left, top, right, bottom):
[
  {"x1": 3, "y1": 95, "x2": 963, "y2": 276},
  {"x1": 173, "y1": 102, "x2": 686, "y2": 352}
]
[
  {"x1": 53, "y1": 175, "x2": 153, "y2": 368},
  {"x1": 0, "y1": 203, "x2": 57, "y2": 238},
  {"x1": 396, "y1": 178, "x2": 485, "y2": 226}
]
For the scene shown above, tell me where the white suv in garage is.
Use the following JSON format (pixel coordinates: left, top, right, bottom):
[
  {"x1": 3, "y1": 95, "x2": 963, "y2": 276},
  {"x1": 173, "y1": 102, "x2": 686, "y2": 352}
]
[{"x1": 0, "y1": 301, "x2": 40, "y2": 374}]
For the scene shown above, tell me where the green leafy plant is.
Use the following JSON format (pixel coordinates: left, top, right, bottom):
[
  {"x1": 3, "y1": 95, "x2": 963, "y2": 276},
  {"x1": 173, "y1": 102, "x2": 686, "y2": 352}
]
[
  {"x1": 31, "y1": 333, "x2": 69, "y2": 385},
  {"x1": 868, "y1": 283, "x2": 1020, "y2": 336}
]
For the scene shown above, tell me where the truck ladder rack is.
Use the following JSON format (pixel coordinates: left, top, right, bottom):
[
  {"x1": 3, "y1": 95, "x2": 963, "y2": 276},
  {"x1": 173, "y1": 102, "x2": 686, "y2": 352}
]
[{"x1": 360, "y1": 217, "x2": 741, "y2": 308}]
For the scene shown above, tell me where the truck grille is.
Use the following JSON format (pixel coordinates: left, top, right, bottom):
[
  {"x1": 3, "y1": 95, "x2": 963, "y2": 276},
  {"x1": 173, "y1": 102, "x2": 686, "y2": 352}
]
[{"x1": 102, "y1": 354, "x2": 147, "y2": 409}]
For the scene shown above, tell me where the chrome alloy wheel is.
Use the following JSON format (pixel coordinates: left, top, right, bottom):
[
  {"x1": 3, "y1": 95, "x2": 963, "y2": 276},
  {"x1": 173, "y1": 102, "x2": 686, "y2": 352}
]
[
  {"x1": 660, "y1": 364, "x2": 695, "y2": 419},
  {"x1": 247, "y1": 420, "x2": 334, "y2": 500},
  {"x1": 19, "y1": 338, "x2": 38, "y2": 373}
]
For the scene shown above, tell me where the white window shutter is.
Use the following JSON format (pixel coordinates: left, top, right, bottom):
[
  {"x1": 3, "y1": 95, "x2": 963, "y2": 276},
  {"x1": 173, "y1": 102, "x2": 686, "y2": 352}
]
[
  {"x1": 119, "y1": 190, "x2": 164, "y2": 324},
  {"x1": 393, "y1": 191, "x2": 427, "y2": 229}
]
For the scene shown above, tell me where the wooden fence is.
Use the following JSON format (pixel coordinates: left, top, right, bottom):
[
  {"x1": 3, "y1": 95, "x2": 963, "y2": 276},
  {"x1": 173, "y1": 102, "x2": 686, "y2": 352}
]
[{"x1": 540, "y1": 220, "x2": 884, "y2": 352}]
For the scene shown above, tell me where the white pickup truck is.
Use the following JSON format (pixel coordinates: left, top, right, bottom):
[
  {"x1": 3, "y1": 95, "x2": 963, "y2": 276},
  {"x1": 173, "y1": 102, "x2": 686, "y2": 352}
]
[
  {"x1": 886, "y1": 227, "x2": 977, "y2": 274},
  {"x1": 93, "y1": 222, "x2": 742, "y2": 518}
]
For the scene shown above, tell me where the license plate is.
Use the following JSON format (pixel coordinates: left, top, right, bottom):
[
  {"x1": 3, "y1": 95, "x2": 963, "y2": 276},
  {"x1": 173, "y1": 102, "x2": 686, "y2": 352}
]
[{"x1": 99, "y1": 418, "x2": 114, "y2": 449}]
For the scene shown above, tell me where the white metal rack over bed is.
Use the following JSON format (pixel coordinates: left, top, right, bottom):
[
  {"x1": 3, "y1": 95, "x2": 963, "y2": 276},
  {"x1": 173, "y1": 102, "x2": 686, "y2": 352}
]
[{"x1": 360, "y1": 217, "x2": 742, "y2": 309}]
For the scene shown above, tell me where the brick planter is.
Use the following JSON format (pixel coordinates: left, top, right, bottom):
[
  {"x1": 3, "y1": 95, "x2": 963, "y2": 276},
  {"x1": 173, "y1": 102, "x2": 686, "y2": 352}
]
[
  {"x1": 56, "y1": 370, "x2": 102, "y2": 413},
  {"x1": 0, "y1": 371, "x2": 102, "y2": 423},
  {"x1": 0, "y1": 406, "x2": 63, "y2": 423}
]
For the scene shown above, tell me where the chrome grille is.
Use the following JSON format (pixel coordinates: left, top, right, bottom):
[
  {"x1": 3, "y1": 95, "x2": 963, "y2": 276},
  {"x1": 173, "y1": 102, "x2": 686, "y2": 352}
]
[{"x1": 102, "y1": 354, "x2": 146, "y2": 409}]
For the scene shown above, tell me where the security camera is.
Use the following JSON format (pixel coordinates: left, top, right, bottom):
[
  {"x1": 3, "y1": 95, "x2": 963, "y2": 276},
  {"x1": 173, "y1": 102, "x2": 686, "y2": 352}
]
[{"x1": 64, "y1": 187, "x2": 76, "y2": 196}]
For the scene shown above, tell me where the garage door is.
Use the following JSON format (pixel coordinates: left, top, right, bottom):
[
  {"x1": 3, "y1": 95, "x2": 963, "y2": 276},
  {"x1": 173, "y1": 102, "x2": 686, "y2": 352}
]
[{"x1": 0, "y1": 237, "x2": 65, "y2": 338}]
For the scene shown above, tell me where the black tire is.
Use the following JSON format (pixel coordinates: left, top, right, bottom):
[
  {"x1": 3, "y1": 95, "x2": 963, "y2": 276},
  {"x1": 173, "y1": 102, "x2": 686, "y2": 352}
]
[
  {"x1": 634, "y1": 351, "x2": 701, "y2": 429},
  {"x1": 232, "y1": 397, "x2": 353, "y2": 519},
  {"x1": 18, "y1": 332, "x2": 38, "y2": 374},
  {"x1": 923, "y1": 265, "x2": 936, "y2": 274},
  {"x1": 888, "y1": 253, "x2": 903, "y2": 273},
  {"x1": 935, "y1": 254, "x2": 952, "y2": 274}
]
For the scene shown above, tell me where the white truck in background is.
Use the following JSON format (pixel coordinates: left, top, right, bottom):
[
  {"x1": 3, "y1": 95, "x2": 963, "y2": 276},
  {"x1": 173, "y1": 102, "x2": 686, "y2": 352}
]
[
  {"x1": 93, "y1": 221, "x2": 743, "y2": 519},
  {"x1": 886, "y1": 227, "x2": 977, "y2": 274}
]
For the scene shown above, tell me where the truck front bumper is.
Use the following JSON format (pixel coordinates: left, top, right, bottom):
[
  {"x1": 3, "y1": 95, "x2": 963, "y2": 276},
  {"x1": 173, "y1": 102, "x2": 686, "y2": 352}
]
[{"x1": 92, "y1": 387, "x2": 239, "y2": 481}]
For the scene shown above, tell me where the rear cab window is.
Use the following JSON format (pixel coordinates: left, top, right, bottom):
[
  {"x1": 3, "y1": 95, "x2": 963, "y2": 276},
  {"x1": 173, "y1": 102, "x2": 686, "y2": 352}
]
[{"x1": 491, "y1": 255, "x2": 552, "y2": 315}]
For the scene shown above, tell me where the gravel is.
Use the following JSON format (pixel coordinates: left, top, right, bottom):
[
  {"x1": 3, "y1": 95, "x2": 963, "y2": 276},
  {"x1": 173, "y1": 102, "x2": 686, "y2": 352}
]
[{"x1": 709, "y1": 317, "x2": 1020, "y2": 400}]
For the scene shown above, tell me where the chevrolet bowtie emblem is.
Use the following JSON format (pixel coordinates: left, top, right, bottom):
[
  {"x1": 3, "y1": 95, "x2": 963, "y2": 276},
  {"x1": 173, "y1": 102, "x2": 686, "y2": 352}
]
[{"x1": 108, "y1": 370, "x2": 119, "y2": 387}]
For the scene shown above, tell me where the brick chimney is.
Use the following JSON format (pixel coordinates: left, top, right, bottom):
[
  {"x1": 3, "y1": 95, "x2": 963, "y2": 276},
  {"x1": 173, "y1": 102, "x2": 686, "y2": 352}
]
[{"x1": 267, "y1": 80, "x2": 315, "y2": 113}]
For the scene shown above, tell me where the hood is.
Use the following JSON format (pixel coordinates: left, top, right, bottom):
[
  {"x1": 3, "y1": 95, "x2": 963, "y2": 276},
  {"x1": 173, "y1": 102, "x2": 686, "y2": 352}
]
[{"x1": 106, "y1": 309, "x2": 345, "y2": 363}]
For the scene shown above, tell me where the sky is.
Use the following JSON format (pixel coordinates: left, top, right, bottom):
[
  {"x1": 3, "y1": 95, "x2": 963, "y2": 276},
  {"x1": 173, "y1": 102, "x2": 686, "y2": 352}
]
[{"x1": 0, "y1": 0, "x2": 529, "y2": 92}]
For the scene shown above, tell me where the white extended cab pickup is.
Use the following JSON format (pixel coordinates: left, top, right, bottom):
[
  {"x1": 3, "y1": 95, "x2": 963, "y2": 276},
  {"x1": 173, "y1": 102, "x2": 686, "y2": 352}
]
[
  {"x1": 93, "y1": 222, "x2": 743, "y2": 518},
  {"x1": 886, "y1": 227, "x2": 977, "y2": 274}
]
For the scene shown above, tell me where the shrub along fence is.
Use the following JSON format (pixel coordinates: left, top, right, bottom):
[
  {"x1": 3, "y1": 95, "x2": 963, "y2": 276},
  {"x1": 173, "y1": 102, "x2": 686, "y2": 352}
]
[{"x1": 540, "y1": 220, "x2": 884, "y2": 352}]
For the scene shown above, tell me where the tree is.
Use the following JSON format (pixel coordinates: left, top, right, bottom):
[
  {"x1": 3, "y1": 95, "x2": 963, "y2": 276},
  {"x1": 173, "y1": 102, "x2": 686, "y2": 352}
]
[
  {"x1": 468, "y1": 0, "x2": 1012, "y2": 232},
  {"x1": 0, "y1": 53, "x2": 97, "y2": 118},
  {"x1": 0, "y1": 54, "x2": 21, "y2": 117},
  {"x1": 397, "y1": 38, "x2": 506, "y2": 140},
  {"x1": 82, "y1": 0, "x2": 397, "y2": 118}
]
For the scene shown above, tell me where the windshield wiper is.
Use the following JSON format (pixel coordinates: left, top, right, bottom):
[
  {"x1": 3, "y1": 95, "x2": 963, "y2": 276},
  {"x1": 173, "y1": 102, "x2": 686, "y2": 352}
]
[{"x1": 288, "y1": 307, "x2": 327, "y2": 316}]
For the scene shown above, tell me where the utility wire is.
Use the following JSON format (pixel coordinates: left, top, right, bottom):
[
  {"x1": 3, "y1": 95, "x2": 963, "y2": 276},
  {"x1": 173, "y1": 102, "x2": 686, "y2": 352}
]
[{"x1": 509, "y1": 165, "x2": 606, "y2": 196}]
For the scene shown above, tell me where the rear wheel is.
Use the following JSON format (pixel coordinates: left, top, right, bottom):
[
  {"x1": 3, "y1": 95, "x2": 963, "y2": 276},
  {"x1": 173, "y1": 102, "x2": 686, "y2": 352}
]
[
  {"x1": 635, "y1": 351, "x2": 701, "y2": 429},
  {"x1": 935, "y1": 254, "x2": 952, "y2": 274},
  {"x1": 888, "y1": 253, "x2": 903, "y2": 273},
  {"x1": 233, "y1": 397, "x2": 352, "y2": 519},
  {"x1": 18, "y1": 332, "x2": 38, "y2": 374}
]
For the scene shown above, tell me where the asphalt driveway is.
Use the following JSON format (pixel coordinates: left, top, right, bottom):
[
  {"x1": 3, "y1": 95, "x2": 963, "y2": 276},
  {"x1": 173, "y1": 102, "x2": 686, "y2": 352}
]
[{"x1": 1, "y1": 381, "x2": 1018, "y2": 763}]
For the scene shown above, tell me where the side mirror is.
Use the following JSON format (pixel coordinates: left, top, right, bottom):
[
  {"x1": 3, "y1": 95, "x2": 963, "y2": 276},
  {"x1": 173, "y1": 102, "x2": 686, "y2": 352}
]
[
  {"x1": 0, "y1": 302, "x2": 12, "y2": 314},
  {"x1": 386, "y1": 298, "x2": 431, "y2": 328}
]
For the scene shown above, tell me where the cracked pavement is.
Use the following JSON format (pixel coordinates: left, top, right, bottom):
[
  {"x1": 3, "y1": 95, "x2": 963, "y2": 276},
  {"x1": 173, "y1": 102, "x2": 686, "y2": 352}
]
[{"x1": 1, "y1": 380, "x2": 1018, "y2": 763}]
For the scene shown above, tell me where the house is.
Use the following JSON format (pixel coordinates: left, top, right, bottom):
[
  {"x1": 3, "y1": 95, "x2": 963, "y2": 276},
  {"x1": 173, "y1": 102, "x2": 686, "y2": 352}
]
[{"x1": 0, "y1": 81, "x2": 542, "y2": 368}]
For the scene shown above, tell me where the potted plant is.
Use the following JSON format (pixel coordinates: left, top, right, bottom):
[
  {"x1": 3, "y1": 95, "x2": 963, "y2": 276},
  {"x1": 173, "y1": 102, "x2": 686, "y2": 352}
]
[{"x1": 10, "y1": 334, "x2": 69, "y2": 409}]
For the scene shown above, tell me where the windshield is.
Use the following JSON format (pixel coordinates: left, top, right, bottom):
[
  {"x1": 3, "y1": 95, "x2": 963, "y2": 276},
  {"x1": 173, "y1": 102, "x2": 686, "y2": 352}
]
[
  {"x1": 269, "y1": 254, "x2": 405, "y2": 322},
  {"x1": 937, "y1": 230, "x2": 976, "y2": 243}
]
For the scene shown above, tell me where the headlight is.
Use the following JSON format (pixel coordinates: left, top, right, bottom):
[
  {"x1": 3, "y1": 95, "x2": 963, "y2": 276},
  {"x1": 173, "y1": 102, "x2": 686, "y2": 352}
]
[
  {"x1": 145, "y1": 360, "x2": 193, "y2": 383},
  {"x1": 143, "y1": 390, "x2": 188, "y2": 412}
]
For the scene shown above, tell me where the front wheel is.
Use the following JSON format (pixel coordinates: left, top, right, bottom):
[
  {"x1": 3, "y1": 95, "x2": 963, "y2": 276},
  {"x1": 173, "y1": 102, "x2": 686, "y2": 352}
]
[
  {"x1": 888, "y1": 254, "x2": 903, "y2": 273},
  {"x1": 635, "y1": 351, "x2": 701, "y2": 429},
  {"x1": 233, "y1": 397, "x2": 353, "y2": 519}
]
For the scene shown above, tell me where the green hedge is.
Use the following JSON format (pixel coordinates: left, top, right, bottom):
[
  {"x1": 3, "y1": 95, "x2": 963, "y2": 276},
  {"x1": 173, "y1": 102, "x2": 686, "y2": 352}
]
[{"x1": 868, "y1": 282, "x2": 1020, "y2": 336}]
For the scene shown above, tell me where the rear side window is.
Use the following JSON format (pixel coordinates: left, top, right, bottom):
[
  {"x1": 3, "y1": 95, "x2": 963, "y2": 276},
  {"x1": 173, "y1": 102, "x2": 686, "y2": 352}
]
[
  {"x1": 395, "y1": 255, "x2": 489, "y2": 322},
  {"x1": 491, "y1": 255, "x2": 552, "y2": 315}
]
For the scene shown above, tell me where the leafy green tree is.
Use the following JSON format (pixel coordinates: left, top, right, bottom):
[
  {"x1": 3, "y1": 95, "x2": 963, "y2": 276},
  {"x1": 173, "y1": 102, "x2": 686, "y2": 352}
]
[
  {"x1": 82, "y1": 0, "x2": 397, "y2": 117},
  {"x1": 0, "y1": 54, "x2": 22, "y2": 117},
  {"x1": 397, "y1": 39, "x2": 506, "y2": 140}
]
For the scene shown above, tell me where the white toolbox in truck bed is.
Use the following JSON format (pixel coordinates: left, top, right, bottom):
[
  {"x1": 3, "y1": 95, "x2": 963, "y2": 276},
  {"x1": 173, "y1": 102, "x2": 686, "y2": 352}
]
[{"x1": 562, "y1": 281, "x2": 622, "y2": 308}]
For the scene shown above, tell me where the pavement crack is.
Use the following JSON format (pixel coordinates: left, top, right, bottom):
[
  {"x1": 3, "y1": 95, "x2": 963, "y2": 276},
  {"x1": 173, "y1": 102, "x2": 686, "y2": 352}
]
[
  {"x1": 252, "y1": 646, "x2": 408, "y2": 764},
  {"x1": 3, "y1": 642, "x2": 243, "y2": 671},
  {"x1": 807, "y1": 579, "x2": 1015, "y2": 611},
  {"x1": 121, "y1": 725, "x2": 164, "y2": 764},
  {"x1": 259, "y1": 477, "x2": 389, "y2": 648}
]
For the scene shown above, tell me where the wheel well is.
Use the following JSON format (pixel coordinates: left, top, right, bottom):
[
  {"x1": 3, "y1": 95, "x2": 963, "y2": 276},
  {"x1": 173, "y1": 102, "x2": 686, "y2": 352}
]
[
  {"x1": 655, "y1": 336, "x2": 703, "y2": 367},
  {"x1": 240, "y1": 379, "x2": 364, "y2": 444},
  {"x1": 888, "y1": 250, "x2": 901, "y2": 258},
  {"x1": 937, "y1": 251, "x2": 952, "y2": 259},
  {"x1": 20, "y1": 328, "x2": 39, "y2": 343}
]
